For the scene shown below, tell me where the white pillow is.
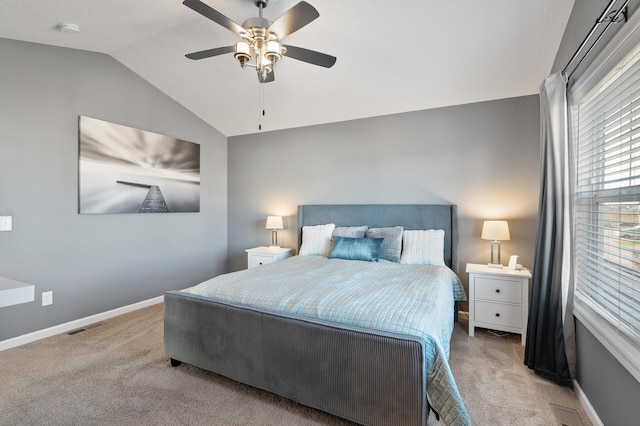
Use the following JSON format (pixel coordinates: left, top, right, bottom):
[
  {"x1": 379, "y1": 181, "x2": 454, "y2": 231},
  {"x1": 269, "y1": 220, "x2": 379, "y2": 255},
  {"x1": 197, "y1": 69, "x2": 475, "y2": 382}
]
[
  {"x1": 400, "y1": 229, "x2": 445, "y2": 266},
  {"x1": 299, "y1": 224, "x2": 336, "y2": 256}
]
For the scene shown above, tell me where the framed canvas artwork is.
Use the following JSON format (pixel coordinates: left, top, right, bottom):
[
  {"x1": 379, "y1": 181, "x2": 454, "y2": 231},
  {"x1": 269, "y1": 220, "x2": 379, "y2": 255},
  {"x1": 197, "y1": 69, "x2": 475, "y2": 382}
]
[{"x1": 79, "y1": 116, "x2": 200, "y2": 214}]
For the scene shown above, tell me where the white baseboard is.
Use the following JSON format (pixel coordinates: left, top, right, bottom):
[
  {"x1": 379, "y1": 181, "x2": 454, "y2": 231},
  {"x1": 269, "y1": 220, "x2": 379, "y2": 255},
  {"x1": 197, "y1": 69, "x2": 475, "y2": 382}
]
[
  {"x1": 573, "y1": 379, "x2": 604, "y2": 426},
  {"x1": 0, "y1": 295, "x2": 164, "y2": 352}
]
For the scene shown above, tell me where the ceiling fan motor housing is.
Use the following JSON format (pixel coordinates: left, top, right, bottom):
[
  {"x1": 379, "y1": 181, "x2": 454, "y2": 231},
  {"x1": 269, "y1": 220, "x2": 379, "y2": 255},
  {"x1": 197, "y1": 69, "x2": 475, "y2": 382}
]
[{"x1": 241, "y1": 17, "x2": 273, "y2": 38}]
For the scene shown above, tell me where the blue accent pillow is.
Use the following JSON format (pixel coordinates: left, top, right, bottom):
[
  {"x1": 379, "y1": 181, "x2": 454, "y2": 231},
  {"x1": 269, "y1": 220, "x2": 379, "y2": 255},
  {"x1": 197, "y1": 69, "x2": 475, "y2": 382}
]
[{"x1": 328, "y1": 236, "x2": 383, "y2": 262}]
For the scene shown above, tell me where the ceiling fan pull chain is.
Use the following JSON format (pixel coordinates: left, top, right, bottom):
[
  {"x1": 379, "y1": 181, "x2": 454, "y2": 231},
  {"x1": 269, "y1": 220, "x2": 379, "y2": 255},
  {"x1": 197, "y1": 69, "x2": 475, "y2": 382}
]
[{"x1": 258, "y1": 84, "x2": 265, "y2": 131}]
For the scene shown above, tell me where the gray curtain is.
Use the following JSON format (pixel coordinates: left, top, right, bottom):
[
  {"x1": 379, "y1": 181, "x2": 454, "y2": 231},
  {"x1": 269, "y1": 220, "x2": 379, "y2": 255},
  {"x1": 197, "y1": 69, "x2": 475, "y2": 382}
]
[{"x1": 524, "y1": 72, "x2": 576, "y2": 386}]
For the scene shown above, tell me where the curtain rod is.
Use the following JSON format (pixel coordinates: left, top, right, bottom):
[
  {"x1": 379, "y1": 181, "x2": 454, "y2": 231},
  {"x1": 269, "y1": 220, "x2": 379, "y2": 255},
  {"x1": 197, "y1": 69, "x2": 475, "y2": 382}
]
[{"x1": 562, "y1": 0, "x2": 630, "y2": 79}]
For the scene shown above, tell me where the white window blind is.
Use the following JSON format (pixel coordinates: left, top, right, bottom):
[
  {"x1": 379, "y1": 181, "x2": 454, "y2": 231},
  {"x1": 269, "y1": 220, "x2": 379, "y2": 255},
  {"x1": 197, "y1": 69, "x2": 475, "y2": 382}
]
[{"x1": 575, "y1": 40, "x2": 640, "y2": 368}]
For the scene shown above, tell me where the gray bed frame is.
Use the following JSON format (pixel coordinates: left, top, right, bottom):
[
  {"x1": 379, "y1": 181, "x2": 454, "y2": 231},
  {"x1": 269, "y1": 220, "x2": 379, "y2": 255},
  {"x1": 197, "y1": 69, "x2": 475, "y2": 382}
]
[{"x1": 164, "y1": 204, "x2": 458, "y2": 426}]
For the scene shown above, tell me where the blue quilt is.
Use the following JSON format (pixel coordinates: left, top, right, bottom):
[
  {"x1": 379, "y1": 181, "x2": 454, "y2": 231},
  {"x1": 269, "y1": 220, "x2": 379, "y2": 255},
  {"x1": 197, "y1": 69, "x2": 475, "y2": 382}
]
[{"x1": 186, "y1": 255, "x2": 470, "y2": 425}]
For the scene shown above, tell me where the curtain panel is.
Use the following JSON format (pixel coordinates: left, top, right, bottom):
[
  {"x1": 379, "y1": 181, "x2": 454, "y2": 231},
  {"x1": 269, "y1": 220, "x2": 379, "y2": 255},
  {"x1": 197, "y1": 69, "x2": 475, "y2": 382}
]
[{"x1": 524, "y1": 72, "x2": 576, "y2": 386}]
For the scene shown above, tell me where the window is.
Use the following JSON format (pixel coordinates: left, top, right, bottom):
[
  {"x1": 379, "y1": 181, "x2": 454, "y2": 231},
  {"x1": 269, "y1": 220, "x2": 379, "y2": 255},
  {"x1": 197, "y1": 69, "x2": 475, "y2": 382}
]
[{"x1": 574, "y1": 37, "x2": 640, "y2": 380}]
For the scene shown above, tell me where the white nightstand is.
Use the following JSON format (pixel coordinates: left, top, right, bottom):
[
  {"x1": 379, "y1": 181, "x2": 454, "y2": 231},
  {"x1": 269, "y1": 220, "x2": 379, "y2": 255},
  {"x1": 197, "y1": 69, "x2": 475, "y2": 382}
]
[
  {"x1": 466, "y1": 263, "x2": 532, "y2": 346},
  {"x1": 245, "y1": 246, "x2": 291, "y2": 269}
]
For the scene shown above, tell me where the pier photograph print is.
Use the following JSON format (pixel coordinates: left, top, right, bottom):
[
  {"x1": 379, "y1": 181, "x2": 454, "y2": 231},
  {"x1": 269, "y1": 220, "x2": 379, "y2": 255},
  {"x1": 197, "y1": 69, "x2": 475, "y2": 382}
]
[{"x1": 79, "y1": 116, "x2": 200, "y2": 214}]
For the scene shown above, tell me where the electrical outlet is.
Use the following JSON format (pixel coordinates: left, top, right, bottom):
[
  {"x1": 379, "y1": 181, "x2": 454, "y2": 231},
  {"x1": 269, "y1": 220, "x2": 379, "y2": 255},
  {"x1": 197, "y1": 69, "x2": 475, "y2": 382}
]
[{"x1": 42, "y1": 291, "x2": 53, "y2": 306}]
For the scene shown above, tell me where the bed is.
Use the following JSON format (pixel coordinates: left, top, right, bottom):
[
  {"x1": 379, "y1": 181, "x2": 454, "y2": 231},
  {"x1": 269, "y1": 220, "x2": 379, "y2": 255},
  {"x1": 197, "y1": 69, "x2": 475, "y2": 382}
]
[{"x1": 164, "y1": 204, "x2": 470, "y2": 426}]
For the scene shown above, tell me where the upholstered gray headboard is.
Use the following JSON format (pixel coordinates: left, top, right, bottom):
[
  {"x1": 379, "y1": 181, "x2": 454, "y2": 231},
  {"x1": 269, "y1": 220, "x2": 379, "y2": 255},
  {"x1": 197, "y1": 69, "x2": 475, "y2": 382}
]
[{"x1": 297, "y1": 204, "x2": 458, "y2": 273}]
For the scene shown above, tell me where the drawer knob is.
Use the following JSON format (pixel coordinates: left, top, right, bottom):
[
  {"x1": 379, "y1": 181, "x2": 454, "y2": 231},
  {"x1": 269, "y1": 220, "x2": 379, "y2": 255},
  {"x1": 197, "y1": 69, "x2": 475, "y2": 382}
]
[
  {"x1": 495, "y1": 313, "x2": 500, "y2": 317},
  {"x1": 259, "y1": 262, "x2": 263, "y2": 265},
  {"x1": 495, "y1": 289, "x2": 501, "y2": 293}
]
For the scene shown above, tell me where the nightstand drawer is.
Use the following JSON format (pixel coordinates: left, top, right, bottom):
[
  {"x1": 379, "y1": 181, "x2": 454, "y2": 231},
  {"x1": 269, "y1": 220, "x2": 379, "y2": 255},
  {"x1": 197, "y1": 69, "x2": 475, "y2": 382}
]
[
  {"x1": 474, "y1": 277, "x2": 522, "y2": 304},
  {"x1": 474, "y1": 301, "x2": 522, "y2": 328},
  {"x1": 249, "y1": 254, "x2": 275, "y2": 268}
]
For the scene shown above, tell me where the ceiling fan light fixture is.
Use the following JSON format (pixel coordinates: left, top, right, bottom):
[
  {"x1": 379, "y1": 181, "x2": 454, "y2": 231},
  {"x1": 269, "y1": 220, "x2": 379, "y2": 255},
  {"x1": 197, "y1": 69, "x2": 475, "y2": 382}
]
[
  {"x1": 234, "y1": 41, "x2": 251, "y2": 68},
  {"x1": 266, "y1": 41, "x2": 282, "y2": 64}
]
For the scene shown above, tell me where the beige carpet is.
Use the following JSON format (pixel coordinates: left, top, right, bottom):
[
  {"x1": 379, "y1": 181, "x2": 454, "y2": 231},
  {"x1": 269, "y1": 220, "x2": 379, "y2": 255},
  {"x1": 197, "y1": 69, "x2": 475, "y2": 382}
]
[{"x1": 0, "y1": 304, "x2": 590, "y2": 425}]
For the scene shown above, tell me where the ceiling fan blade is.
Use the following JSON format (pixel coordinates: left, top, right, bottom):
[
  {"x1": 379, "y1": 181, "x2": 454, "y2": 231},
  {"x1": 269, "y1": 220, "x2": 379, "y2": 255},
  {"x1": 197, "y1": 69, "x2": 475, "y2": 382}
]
[
  {"x1": 268, "y1": 1, "x2": 319, "y2": 39},
  {"x1": 183, "y1": 0, "x2": 249, "y2": 37},
  {"x1": 185, "y1": 45, "x2": 235, "y2": 60},
  {"x1": 283, "y1": 45, "x2": 336, "y2": 68}
]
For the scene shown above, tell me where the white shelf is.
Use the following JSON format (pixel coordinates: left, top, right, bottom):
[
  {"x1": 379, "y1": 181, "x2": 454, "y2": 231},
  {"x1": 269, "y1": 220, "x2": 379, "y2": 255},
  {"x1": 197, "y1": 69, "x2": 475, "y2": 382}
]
[{"x1": 0, "y1": 276, "x2": 35, "y2": 308}]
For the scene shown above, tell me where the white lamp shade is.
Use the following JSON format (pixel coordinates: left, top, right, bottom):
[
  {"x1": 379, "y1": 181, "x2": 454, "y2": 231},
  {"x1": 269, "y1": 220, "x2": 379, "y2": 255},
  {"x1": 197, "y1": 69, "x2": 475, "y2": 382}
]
[
  {"x1": 265, "y1": 216, "x2": 283, "y2": 230},
  {"x1": 234, "y1": 41, "x2": 250, "y2": 56},
  {"x1": 266, "y1": 41, "x2": 281, "y2": 61},
  {"x1": 481, "y1": 220, "x2": 510, "y2": 241}
]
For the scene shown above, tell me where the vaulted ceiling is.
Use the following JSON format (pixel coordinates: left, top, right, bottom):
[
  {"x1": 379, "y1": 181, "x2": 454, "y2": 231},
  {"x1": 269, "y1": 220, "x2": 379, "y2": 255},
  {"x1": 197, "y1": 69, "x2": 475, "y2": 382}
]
[{"x1": 0, "y1": 0, "x2": 574, "y2": 136}]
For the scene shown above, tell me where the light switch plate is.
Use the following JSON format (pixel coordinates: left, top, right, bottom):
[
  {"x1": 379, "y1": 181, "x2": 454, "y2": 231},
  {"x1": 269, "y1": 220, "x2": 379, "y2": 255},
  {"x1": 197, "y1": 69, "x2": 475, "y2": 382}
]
[
  {"x1": 42, "y1": 291, "x2": 53, "y2": 306},
  {"x1": 0, "y1": 216, "x2": 12, "y2": 232}
]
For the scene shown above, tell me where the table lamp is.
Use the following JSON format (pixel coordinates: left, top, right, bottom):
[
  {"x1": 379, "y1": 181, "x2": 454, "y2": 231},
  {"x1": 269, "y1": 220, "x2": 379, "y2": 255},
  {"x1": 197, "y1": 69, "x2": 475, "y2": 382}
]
[
  {"x1": 266, "y1": 216, "x2": 283, "y2": 248},
  {"x1": 481, "y1": 220, "x2": 510, "y2": 268}
]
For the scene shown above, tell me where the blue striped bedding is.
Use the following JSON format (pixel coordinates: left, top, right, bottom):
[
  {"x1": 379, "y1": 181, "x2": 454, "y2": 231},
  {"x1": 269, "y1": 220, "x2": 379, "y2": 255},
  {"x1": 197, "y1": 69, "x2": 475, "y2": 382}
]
[{"x1": 185, "y1": 255, "x2": 470, "y2": 425}]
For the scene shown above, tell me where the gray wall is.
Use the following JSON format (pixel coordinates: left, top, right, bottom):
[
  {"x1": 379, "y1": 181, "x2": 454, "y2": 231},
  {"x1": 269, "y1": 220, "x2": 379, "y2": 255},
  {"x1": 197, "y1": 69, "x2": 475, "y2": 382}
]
[
  {"x1": 553, "y1": 1, "x2": 640, "y2": 425},
  {"x1": 228, "y1": 95, "x2": 541, "y2": 304},
  {"x1": 0, "y1": 38, "x2": 227, "y2": 341},
  {"x1": 575, "y1": 321, "x2": 640, "y2": 425}
]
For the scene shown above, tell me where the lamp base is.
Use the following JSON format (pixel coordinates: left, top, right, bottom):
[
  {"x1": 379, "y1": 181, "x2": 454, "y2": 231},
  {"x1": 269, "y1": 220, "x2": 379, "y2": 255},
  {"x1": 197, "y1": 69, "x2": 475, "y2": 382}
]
[{"x1": 489, "y1": 241, "x2": 502, "y2": 268}]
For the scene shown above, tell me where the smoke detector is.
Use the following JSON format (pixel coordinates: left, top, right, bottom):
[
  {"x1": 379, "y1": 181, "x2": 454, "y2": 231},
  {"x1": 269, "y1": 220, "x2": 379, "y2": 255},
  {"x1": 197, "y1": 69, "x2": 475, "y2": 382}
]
[{"x1": 56, "y1": 23, "x2": 80, "y2": 33}]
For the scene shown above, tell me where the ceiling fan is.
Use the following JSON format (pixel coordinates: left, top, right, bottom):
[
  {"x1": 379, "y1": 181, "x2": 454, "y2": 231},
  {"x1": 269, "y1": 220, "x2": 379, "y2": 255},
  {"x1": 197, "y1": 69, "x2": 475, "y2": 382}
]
[{"x1": 183, "y1": 0, "x2": 337, "y2": 83}]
